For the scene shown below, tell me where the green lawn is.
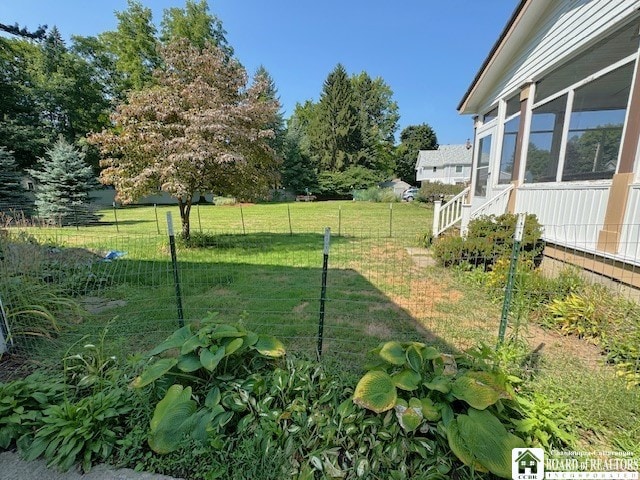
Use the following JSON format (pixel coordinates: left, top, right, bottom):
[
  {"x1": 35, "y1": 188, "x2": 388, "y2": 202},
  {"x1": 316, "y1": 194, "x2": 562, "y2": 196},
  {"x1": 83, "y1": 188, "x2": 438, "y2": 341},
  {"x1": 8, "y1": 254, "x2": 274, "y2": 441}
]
[{"x1": 2, "y1": 200, "x2": 638, "y2": 457}]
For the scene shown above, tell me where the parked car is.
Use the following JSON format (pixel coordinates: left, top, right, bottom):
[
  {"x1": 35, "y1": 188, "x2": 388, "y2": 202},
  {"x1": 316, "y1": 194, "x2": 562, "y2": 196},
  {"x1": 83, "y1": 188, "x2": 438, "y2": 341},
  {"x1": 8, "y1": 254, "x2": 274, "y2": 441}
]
[{"x1": 401, "y1": 187, "x2": 419, "y2": 201}]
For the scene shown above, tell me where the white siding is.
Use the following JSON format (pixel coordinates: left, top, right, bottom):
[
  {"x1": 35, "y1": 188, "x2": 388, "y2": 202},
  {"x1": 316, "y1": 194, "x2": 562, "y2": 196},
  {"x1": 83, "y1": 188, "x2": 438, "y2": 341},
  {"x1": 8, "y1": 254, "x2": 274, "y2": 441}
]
[
  {"x1": 620, "y1": 185, "x2": 640, "y2": 260},
  {"x1": 482, "y1": 0, "x2": 640, "y2": 109},
  {"x1": 514, "y1": 182, "x2": 610, "y2": 249}
]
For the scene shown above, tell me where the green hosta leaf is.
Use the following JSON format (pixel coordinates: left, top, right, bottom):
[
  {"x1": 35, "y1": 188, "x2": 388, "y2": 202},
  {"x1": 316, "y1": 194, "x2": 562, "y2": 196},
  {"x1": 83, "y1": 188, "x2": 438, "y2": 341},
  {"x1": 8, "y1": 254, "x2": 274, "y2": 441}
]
[
  {"x1": 451, "y1": 372, "x2": 510, "y2": 410},
  {"x1": 420, "y1": 397, "x2": 441, "y2": 422},
  {"x1": 394, "y1": 400, "x2": 423, "y2": 433},
  {"x1": 423, "y1": 375, "x2": 451, "y2": 393},
  {"x1": 180, "y1": 334, "x2": 208, "y2": 355},
  {"x1": 421, "y1": 346, "x2": 442, "y2": 360},
  {"x1": 223, "y1": 337, "x2": 244, "y2": 356},
  {"x1": 254, "y1": 335, "x2": 285, "y2": 357},
  {"x1": 406, "y1": 345, "x2": 423, "y2": 372},
  {"x1": 447, "y1": 408, "x2": 525, "y2": 478},
  {"x1": 205, "y1": 387, "x2": 221, "y2": 408},
  {"x1": 209, "y1": 324, "x2": 242, "y2": 339},
  {"x1": 353, "y1": 370, "x2": 397, "y2": 413},
  {"x1": 391, "y1": 369, "x2": 421, "y2": 391},
  {"x1": 147, "y1": 326, "x2": 192, "y2": 357},
  {"x1": 148, "y1": 385, "x2": 197, "y2": 454},
  {"x1": 378, "y1": 341, "x2": 406, "y2": 366},
  {"x1": 244, "y1": 331, "x2": 259, "y2": 347},
  {"x1": 131, "y1": 358, "x2": 178, "y2": 388},
  {"x1": 177, "y1": 353, "x2": 202, "y2": 372},
  {"x1": 199, "y1": 346, "x2": 225, "y2": 372}
]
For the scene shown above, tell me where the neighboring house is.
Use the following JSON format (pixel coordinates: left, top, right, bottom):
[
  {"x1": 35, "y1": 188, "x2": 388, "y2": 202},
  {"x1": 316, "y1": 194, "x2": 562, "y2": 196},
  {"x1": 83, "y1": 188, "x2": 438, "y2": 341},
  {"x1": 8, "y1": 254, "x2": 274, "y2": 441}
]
[
  {"x1": 433, "y1": 0, "x2": 640, "y2": 286},
  {"x1": 415, "y1": 144, "x2": 473, "y2": 185},
  {"x1": 379, "y1": 178, "x2": 412, "y2": 197}
]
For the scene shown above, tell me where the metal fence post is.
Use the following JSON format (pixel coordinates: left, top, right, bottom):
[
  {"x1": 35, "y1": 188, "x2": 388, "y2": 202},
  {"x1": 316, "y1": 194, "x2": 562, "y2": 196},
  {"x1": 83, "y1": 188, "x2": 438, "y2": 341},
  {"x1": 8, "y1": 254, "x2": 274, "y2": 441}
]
[
  {"x1": 498, "y1": 213, "x2": 526, "y2": 346},
  {"x1": 113, "y1": 202, "x2": 120, "y2": 233},
  {"x1": 389, "y1": 203, "x2": 393, "y2": 237},
  {"x1": 166, "y1": 212, "x2": 185, "y2": 328},
  {"x1": 317, "y1": 227, "x2": 331, "y2": 360}
]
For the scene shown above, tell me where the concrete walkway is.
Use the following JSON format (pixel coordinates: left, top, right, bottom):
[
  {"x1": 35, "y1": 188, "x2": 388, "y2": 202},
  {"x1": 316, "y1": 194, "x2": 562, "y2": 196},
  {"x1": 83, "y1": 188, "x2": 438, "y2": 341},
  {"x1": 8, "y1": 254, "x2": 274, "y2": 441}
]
[{"x1": 0, "y1": 451, "x2": 182, "y2": 480}]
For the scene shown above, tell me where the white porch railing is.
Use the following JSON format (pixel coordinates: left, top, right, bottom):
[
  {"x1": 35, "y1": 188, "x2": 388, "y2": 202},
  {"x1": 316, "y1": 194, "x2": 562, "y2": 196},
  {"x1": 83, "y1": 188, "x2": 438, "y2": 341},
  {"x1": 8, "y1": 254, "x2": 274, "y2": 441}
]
[
  {"x1": 460, "y1": 184, "x2": 514, "y2": 236},
  {"x1": 432, "y1": 187, "x2": 470, "y2": 238}
]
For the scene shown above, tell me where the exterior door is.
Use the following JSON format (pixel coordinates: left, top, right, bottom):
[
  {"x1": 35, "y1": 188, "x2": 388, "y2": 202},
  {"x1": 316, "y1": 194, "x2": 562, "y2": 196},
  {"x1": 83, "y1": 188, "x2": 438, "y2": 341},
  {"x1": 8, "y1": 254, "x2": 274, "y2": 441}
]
[{"x1": 472, "y1": 127, "x2": 494, "y2": 204}]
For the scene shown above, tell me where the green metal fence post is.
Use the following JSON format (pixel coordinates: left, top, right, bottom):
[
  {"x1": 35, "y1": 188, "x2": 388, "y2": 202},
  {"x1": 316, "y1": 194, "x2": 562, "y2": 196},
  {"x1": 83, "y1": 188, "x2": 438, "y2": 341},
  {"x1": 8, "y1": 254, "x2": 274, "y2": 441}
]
[
  {"x1": 498, "y1": 213, "x2": 526, "y2": 347},
  {"x1": 317, "y1": 227, "x2": 331, "y2": 360},
  {"x1": 166, "y1": 212, "x2": 185, "y2": 328}
]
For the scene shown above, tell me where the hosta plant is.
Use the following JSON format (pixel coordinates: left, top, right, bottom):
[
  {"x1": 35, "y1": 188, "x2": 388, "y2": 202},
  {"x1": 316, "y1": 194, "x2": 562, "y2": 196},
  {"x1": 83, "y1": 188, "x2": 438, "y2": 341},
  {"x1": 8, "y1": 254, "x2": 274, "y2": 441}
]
[
  {"x1": 353, "y1": 341, "x2": 525, "y2": 478},
  {"x1": 131, "y1": 314, "x2": 286, "y2": 454}
]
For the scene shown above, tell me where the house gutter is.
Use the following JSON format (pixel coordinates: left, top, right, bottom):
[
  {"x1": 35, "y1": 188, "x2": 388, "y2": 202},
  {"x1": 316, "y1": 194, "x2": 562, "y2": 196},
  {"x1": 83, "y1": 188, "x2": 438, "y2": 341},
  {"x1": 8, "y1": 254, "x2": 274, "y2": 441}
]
[{"x1": 457, "y1": 0, "x2": 531, "y2": 113}]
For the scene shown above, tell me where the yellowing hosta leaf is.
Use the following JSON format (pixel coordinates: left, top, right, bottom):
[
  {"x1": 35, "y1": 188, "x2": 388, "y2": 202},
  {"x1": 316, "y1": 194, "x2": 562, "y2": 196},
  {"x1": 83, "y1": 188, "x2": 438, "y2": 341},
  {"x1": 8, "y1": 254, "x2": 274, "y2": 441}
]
[
  {"x1": 392, "y1": 369, "x2": 421, "y2": 391},
  {"x1": 148, "y1": 384, "x2": 197, "y2": 454},
  {"x1": 420, "y1": 397, "x2": 441, "y2": 422},
  {"x1": 455, "y1": 408, "x2": 525, "y2": 478},
  {"x1": 254, "y1": 335, "x2": 285, "y2": 357},
  {"x1": 379, "y1": 341, "x2": 406, "y2": 365},
  {"x1": 224, "y1": 337, "x2": 244, "y2": 356},
  {"x1": 451, "y1": 372, "x2": 509, "y2": 410},
  {"x1": 394, "y1": 402, "x2": 423, "y2": 432},
  {"x1": 353, "y1": 370, "x2": 397, "y2": 413}
]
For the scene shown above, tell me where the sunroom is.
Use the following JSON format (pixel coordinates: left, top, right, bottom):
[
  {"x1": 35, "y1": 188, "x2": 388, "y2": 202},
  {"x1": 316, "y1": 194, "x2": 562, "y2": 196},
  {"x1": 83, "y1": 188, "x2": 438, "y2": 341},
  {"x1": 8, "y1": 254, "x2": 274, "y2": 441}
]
[{"x1": 439, "y1": 0, "x2": 640, "y2": 282}]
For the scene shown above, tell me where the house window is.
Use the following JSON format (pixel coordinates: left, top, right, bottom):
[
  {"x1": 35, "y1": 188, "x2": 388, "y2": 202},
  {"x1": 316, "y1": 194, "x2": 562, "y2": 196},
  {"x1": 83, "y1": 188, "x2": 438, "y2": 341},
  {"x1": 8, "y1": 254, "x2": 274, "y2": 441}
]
[
  {"x1": 499, "y1": 114, "x2": 520, "y2": 184},
  {"x1": 483, "y1": 106, "x2": 498, "y2": 123},
  {"x1": 526, "y1": 95, "x2": 567, "y2": 183},
  {"x1": 455, "y1": 165, "x2": 463, "y2": 173},
  {"x1": 522, "y1": 19, "x2": 638, "y2": 183},
  {"x1": 27, "y1": 182, "x2": 34, "y2": 191},
  {"x1": 433, "y1": 166, "x2": 437, "y2": 172},
  {"x1": 535, "y1": 20, "x2": 640, "y2": 103},
  {"x1": 562, "y1": 63, "x2": 632, "y2": 181}
]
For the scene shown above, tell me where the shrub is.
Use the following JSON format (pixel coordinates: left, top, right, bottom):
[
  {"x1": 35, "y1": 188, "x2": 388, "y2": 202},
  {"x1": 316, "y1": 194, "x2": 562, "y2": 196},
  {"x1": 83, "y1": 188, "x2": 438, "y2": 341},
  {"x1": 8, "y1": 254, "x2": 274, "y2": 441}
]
[
  {"x1": 417, "y1": 181, "x2": 466, "y2": 203},
  {"x1": 432, "y1": 213, "x2": 544, "y2": 270},
  {"x1": 352, "y1": 187, "x2": 398, "y2": 203}
]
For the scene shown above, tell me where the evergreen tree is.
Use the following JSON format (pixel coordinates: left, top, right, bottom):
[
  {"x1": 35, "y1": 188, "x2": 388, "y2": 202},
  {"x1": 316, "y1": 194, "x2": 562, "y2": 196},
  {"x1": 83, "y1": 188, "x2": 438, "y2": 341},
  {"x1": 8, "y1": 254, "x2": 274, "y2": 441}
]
[
  {"x1": 0, "y1": 147, "x2": 30, "y2": 211},
  {"x1": 28, "y1": 138, "x2": 97, "y2": 225},
  {"x1": 312, "y1": 64, "x2": 361, "y2": 171},
  {"x1": 351, "y1": 72, "x2": 399, "y2": 172}
]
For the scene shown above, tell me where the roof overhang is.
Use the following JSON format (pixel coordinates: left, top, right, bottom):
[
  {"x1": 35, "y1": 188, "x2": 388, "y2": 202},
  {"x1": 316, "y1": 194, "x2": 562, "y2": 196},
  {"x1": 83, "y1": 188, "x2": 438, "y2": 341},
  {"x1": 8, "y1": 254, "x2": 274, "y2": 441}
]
[{"x1": 457, "y1": 0, "x2": 551, "y2": 114}]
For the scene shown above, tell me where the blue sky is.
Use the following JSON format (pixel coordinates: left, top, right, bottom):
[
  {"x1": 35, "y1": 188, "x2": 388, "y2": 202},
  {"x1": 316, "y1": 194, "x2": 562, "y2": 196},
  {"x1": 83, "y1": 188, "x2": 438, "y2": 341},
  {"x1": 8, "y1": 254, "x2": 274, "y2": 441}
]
[{"x1": 0, "y1": 0, "x2": 518, "y2": 144}]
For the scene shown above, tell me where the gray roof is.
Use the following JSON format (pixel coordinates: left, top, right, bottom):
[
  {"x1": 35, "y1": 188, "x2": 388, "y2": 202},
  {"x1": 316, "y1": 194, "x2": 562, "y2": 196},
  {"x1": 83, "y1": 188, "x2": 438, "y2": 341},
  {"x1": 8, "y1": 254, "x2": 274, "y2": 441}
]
[
  {"x1": 379, "y1": 178, "x2": 411, "y2": 189},
  {"x1": 416, "y1": 144, "x2": 473, "y2": 169}
]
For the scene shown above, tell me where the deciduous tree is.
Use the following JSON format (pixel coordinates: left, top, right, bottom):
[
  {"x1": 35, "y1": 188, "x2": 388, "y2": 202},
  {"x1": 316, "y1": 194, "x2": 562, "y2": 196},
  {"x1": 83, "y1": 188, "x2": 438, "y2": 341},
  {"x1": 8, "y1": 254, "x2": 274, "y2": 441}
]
[
  {"x1": 161, "y1": 0, "x2": 232, "y2": 55},
  {"x1": 90, "y1": 40, "x2": 280, "y2": 239},
  {"x1": 395, "y1": 124, "x2": 438, "y2": 183}
]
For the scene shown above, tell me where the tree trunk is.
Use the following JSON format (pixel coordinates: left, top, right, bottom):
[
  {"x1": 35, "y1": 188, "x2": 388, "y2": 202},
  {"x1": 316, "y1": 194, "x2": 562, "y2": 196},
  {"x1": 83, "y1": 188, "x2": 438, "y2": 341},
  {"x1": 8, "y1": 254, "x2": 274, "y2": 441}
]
[{"x1": 177, "y1": 198, "x2": 192, "y2": 240}]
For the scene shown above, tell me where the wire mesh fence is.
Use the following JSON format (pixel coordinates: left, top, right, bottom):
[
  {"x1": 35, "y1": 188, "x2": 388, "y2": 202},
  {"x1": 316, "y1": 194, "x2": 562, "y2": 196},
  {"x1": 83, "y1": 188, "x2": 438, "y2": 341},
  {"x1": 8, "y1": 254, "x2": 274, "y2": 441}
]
[{"x1": 1, "y1": 205, "x2": 639, "y2": 392}]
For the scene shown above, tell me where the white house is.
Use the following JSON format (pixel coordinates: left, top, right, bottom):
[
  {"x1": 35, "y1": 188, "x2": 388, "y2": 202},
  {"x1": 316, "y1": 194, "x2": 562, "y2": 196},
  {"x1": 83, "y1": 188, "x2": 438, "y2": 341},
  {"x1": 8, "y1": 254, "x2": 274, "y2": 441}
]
[
  {"x1": 415, "y1": 144, "x2": 473, "y2": 185},
  {"x1": 433, "y1": 0, "x2": 640, "y2": 287}
]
